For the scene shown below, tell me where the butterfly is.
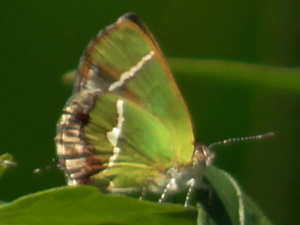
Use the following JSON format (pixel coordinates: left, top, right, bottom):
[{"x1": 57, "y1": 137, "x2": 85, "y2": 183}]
[{"x1": 55, "y1": 13, "x2": 214, "y2": 206}]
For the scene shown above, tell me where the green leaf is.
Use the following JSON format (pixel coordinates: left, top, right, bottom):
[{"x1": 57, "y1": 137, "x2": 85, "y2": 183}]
[
  {"x1": 0, "y1": 167, "x2": 273, "y2": 225},
  {"x1": 169, "y1": 58, "x2": 300, "y2": 94},
  {"x1": 0, "y1": 186, "x2": 198, "y2": 225},
  {"x1": 205, "y1": 166, "x2": 273, "y2": 225},
  {"x1": 196, "y1": 203, "x2": 217, "y2": 225}
]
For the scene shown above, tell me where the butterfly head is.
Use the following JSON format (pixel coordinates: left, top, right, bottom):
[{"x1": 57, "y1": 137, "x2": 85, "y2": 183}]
[{"x1": 193, "y1": 144, "x2": 215, "y2": 168}]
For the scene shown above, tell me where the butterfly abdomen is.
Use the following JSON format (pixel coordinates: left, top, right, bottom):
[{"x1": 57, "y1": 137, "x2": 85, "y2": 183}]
[{"x1": 55, "y1": 90, "x2": 103, "y2": 185}]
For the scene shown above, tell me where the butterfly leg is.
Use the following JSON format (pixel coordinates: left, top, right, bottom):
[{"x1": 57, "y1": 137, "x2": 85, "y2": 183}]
[
  {"x1": 139, "y1": 185, "x2": 147, "y2": 200},
  {"x1": 159, "y1": 177, "x2": 176, "y2": 203},
  {"x1": 184, "y1": 178, "x2": 195, "y2": 207}
]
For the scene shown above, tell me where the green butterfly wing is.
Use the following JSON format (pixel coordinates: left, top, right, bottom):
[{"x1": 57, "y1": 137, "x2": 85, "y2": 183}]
[{"x1": 59, "y1": 13, "x2": 195, "y2": 192}]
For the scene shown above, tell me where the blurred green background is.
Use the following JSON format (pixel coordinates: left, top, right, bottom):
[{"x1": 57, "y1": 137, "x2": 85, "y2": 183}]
[{"x1": 0, "y1": 1, "x2": 299, "y2": 224}]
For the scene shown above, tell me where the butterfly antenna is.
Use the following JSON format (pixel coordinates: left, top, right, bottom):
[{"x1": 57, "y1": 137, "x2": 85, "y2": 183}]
[
  {"x1": 33, "y1": 157, "x2": 58, "y2": 174},
  {"x1": 208, "y1": 132, "x2": 275, "y2": 149}
]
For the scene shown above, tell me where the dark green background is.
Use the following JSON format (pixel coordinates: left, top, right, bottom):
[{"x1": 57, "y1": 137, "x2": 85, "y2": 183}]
[{"x1": 0, "y1": 1, "x2": 299, "y2": 224}]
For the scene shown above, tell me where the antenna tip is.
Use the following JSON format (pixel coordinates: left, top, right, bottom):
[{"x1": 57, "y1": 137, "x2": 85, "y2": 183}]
[{"x1": 262, "y1": 132, "x2": 275, "y2": 138}]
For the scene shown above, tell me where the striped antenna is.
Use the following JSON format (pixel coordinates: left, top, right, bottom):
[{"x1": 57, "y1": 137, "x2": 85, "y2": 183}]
[
  {"x1": 208, "y1": 132, "x2": 275, "y2": 149},
  {"x1": 33, "y1": 158, "x2": 58, "y2": 174}
]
